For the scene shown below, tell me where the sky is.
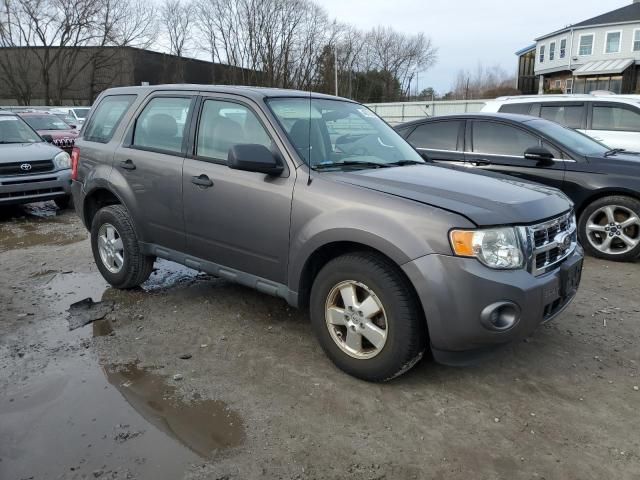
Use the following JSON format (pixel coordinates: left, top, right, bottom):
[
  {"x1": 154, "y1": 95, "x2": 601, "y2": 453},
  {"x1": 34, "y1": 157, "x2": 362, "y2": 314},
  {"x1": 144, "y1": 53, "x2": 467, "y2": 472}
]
[{"x1": 318, "y1": 0, "x2": 631, "y2": 94}]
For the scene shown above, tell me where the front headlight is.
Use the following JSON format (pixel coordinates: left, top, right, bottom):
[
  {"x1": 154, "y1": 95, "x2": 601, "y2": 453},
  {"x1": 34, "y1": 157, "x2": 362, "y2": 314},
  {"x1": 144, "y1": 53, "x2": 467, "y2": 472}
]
[
  {"x1": 53, "y1": 151, "x2": 71, "y2": 169},
  {"x1": 450, "y1": 227, "x2": 524, "y2": 269}
]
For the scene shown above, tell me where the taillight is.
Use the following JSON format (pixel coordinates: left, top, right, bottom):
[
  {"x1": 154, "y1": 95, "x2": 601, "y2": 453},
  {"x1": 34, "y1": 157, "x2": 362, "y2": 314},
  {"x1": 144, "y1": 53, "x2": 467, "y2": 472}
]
[{"x1": 71, "y1": 147, "x2": 80, "y2": 181}]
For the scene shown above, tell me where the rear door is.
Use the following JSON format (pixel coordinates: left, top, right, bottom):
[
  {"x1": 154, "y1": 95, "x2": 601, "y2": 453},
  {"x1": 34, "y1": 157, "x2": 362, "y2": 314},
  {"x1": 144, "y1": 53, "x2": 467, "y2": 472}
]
[
  {"x1": 584, "y1": 101, "x2": 640, "y2": 151},
  {"x1": 181, "y1": 94, "x2": 294, "y2": 283},
  {"x1": 538, "y1": 102, "x2": 586, "y2": 131},
  {"x1": 404, "y1": 119, "x2": 465, "y2": 164},
  {"x1": 464, "y1": 119, "x2": 565, "y2": 190},
  {"x1": 112, "y1": 93, "x2": 196, "y2": 252}
]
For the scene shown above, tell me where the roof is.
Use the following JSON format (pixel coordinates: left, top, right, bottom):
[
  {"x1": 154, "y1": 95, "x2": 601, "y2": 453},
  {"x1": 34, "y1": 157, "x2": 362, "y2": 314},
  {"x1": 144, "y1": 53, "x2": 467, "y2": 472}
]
[
  {"x1": 395, "y1": 112, "x2": 538, "y2": 128},
  {"x1": 99, "y1": 84, "x2": 351, "y2": 102},
  {"x1": 515, "y1": 44, "x2": 536, "y2": 56},
  {"x1": 573, "y1": 58, "x2": 635, "y2": 76},
  {"x1": 536, "y1": 3, "x2": 640, "y2": 40}
]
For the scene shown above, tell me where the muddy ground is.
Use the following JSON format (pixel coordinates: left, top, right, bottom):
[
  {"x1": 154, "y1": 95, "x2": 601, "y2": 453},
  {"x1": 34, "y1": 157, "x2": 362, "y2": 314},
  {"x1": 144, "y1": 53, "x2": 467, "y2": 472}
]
[{"x1": 0, "y1": 203, "x2": 639, "y2": 480}]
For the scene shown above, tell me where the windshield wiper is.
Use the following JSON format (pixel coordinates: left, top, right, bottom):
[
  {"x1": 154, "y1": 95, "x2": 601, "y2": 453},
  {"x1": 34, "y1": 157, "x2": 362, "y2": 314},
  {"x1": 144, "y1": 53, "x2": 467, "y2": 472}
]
[
  {"x1": 314, "y1": 161, "x2": 391, "y2": 170},
  {"x1": 386, "y1": 160, "x2": 426, "y2": 166},
  {"x1": 604, "y1": 148, "x2": 626, "y2": 157}
]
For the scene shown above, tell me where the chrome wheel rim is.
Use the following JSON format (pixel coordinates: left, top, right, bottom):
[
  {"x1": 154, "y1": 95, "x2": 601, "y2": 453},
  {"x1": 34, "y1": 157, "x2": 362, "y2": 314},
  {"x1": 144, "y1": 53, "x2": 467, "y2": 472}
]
[
  {"x1": 586, "y1": 205, "x2": 640, "y2": 255},
  {"x1": 98, "y1": 223, "x2": 125, "y2": 274},
  {"x1": 325, "y1": 280, "x2": 388, "y2": 360}
]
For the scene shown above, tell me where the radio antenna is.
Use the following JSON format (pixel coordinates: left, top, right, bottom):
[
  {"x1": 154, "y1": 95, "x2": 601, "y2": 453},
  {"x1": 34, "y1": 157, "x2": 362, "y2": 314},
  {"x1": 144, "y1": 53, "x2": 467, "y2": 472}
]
[{"x1": 307, "y1": 86, "x2": 313, "y2": 185}]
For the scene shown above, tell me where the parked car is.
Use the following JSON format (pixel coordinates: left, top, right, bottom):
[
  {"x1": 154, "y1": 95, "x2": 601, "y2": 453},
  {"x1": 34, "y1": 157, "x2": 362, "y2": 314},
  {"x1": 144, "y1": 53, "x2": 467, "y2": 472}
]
[
  {"x1": 71, "y1": 86, "x2": 583, "y2": 381},
  {"x1": 482, "y1": 94, "x2": 640, "y2": 151},
  {"x1": 65, "y1": 107, "x2": 90, "y2": 126},
  {"x1": 396, "y1": 113, "x2": 640, "y2": 261},
  {"x1": 17, "y1": 111, "x2": 79, "y2": 154},
  {"x1": 48, "y1": 108, "x2": 80, "y2": 129},
  {"x1": 0, "y1": 111, "x2": 72, "y2": 209}
]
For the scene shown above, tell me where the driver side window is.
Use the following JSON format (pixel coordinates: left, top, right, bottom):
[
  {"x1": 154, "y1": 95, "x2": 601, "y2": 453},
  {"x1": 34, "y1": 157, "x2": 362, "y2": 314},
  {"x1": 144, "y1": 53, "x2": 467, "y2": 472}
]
[{"x1": 196, "y1": 100, "x2": 272, "y2": 161}]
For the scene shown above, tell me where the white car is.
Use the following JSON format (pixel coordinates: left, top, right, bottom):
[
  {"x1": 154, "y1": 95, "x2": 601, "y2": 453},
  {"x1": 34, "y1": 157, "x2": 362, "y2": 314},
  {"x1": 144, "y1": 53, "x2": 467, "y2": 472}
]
[
  {"x1": 51, "y1": 107, "x2": 90, "y2": 126},
  {"x1": 482, "y1": 94, "x2": 640, "y2": 151}
]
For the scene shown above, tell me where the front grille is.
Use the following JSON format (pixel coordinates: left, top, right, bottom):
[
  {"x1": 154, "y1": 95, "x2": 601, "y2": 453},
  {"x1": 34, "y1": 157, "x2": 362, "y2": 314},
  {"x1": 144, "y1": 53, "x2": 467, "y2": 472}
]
[
  {"x1": 0, "y1": 160, "x2": 54, "y2": 176},
  {"x1": 53, "y1": 138, "x2": 75, "y2": 149},
  {"x1": 525, "y1": 211, "x2": 577, "y2": 276},
  {"x1": 0, "y1": 187, "x2": 63, "y2": 199}
]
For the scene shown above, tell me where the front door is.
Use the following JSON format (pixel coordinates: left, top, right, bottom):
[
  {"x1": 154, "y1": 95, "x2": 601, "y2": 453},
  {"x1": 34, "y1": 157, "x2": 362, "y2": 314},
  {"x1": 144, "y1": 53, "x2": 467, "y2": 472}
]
[
  {"x1": 182, "y1": 96, "x2": 295, "y2": 283},
  {"x1": 464, "y1": 120, "x2": 566, "y2": 191},
  {"x1": 113, "y1": 94, "x2": 196, "y2": 252}
]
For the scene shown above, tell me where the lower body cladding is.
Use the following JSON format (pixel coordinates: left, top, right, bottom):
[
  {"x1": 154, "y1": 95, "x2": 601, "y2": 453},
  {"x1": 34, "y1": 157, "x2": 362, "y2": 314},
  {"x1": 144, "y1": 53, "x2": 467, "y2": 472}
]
[
  {"x1": 0, "y1": 169, "x2": 72, "y2": 206},
  {"x1": 402, "y1": 246, "x2": 584, "y2": 365}
]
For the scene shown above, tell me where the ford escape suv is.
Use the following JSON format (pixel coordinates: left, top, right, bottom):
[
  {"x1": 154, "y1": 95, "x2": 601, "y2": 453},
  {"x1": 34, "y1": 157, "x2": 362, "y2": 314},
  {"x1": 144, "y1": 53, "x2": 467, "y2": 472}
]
[{"x1": 72, "y1": 86, "x2": 583, "y2": 381}]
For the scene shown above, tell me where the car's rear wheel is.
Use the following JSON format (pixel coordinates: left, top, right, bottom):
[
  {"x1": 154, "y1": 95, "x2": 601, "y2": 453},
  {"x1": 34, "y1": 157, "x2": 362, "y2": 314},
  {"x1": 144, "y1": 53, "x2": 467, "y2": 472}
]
[
  {"x1": 54, "y1": 196, "x2": 70, "y2": 209},
  {"x1": 310, "y1": 252, "x2": 426, "y2": 382},
  {"x1": 579, "y1": 195, "x2": 640, "y2": 262},
  {"x1": 91, "y1": 205, "x2": 155, "y2": 288}
]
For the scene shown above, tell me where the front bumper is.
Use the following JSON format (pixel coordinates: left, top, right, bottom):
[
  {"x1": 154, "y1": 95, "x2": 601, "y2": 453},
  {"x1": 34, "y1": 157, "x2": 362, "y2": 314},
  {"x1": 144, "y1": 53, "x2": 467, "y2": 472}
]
[
  {"x1": 0, "y1": 169, "x2": 72, "y2": 206},
  {"x1": 402, "y1": 245, "x2": 584, "y2": 364}
]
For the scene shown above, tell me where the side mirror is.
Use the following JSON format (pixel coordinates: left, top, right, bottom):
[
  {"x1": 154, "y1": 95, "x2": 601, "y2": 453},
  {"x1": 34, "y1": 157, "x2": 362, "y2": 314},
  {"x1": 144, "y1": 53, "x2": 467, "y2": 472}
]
[
  {"x1": 228, "y1": 144, "x2": 283, "y2": 175},
  {"x1": 69, "y1": 124, "x2": 77, "y2": 130},
  {"x1": 41, "y1": 134, "x2": 54, "y2": 143},
  {"x1": 524, "y1": 146, "x2": 554, "y2": 165}
]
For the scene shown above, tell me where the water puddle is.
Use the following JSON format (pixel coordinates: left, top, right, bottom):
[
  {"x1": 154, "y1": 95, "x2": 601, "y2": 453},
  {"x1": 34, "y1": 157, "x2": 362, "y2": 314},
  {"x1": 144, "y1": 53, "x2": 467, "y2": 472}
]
[{"x1": 104, "y1": 363, "x2": 245, "y2": 456}]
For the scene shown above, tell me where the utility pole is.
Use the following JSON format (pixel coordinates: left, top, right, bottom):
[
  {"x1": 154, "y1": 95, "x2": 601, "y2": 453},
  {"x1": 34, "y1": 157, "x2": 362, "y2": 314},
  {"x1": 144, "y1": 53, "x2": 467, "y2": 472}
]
[{"x1": 334, "y1": 45, "x2": 339, "y2": 96}]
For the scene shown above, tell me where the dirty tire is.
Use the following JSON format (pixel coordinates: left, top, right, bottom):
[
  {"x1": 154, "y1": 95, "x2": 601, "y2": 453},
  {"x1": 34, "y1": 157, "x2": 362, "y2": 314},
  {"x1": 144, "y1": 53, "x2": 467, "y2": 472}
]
[
  {"x1": 91, "y1": 205, "x2": 155, "y2": 289},
  {"x1": 310, "y1": 252, "x2": 426, "y2": 382},
  {"x1": 54, "y1": 195, "x2": 71, "y2": 209},
  {"x1": 578, "y1": 195, "x2": 640, "y2": 262}
]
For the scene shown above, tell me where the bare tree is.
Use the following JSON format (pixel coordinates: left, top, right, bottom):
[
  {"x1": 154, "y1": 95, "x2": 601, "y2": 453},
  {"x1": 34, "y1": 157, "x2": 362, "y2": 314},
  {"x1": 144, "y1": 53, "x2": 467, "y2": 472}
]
[{"x1": 451, "y1": 63, "x2": 518, "y2": 100}]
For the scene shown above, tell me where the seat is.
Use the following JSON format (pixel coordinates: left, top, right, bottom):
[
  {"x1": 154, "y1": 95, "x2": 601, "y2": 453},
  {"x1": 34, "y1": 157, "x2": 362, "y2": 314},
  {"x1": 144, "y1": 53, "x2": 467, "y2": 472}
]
[
  {"x1": 142, "y1": 113, "x2": 181, "y2": 152},
  {"x1": 288, "y1": 119, "x2": 332, "y2": 165}
]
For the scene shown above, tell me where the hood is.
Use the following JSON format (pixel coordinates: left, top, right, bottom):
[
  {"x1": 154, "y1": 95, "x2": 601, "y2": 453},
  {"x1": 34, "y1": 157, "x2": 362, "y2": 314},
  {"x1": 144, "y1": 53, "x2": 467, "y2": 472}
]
[
  {"x1": 0, "y1": 142, "x2": 62, "y2": 163},
  {"x1": 36, "y1": 129, "x2": 79, "y2": 139},
  {"x1": 329, "y1": 164, "x2": 572, "y2": 226}
]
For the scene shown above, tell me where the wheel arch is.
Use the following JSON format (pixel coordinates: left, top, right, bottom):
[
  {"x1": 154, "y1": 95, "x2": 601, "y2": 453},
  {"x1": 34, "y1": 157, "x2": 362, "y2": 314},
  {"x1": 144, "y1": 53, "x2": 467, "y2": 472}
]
[
  {"x1": 83, "y1": 186, "x2": 124, "y2": 229},
  {"x1": 575, "y1": 188, "x2": 640, "y2": 220}
]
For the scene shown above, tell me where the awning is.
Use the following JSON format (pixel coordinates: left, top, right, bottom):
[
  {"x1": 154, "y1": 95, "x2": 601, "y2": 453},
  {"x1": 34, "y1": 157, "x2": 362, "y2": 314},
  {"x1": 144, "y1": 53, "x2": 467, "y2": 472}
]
[{"x1": 573, "y1": 58, "x2": 634, "y2": 76}]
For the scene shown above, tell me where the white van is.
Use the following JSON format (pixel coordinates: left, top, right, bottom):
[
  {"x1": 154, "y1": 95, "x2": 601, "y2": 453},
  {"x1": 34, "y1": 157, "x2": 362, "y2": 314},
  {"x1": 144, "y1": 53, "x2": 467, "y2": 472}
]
[{"x1": 482, "y1": 94, "x2": 640, "y2": 151}]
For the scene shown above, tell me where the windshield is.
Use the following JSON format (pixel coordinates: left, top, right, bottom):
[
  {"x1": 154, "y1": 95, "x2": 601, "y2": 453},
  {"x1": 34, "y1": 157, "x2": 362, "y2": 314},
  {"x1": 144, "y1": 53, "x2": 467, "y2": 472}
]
[
  {"x1": 0, "y1": 116, "x2": 42, "y2": 143},
  {"x1": 73, "y1": 108, "x2": 89, "y2": 119},
  {"x1": 528, "y1": 119, "x2": 610, "y2": 156},
  {"x1": 54, "y1": 113, "x2": 77, "y2": 125},
  {"x1": 22, "y1": 115, "x2": 71, "y2": 131},
  {"x1": 267, "y1": 98, "x2": 424, "y2": 168}
]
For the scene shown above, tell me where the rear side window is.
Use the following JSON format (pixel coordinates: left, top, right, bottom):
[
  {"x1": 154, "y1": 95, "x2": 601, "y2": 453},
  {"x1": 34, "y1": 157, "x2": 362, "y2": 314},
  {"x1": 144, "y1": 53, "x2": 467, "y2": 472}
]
[
  {"x1": 472, "y1": 121, "x2": 539, "y2": 156},
  {"x1": 196, "y1": 100, "x2": 272, "y2": 161},
  {"x1": 132, "y1": 97, "x2": 192, "y2": 154},
  {"x1": 539, "y1": 104, "x2": 584, "y2": 129},
  {"x1": 592, "y1": 104, "x2": 640, "y2": 132},
  {"x1": 499, "y1": 103, "x2": 533, "y2": 115},
  {"x1": 84, "y1": 95, "x2": 136, "y2": 143},
  {"x1": 407, "y1": 121, "x2": 462, "y2": 151}
]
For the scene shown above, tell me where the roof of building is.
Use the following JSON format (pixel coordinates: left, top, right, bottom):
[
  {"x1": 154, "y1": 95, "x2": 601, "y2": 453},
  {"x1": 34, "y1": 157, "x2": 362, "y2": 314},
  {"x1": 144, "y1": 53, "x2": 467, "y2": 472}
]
[
  {"x1": 536, "y1": 2, "x2": 640, "y2": 41},
  {"x1": 515, "y1": 44, "x2": 536, "y2": 56}
]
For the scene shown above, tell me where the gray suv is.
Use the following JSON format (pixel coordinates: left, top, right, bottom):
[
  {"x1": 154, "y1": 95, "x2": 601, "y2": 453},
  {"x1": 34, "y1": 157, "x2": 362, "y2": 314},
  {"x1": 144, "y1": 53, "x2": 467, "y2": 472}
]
[
  {"x1": 0, "y1": 110, "x2": 72, "y2": 208},
  {"x1": 72, "y1": 86, "x2": 584, "y2": 381}
]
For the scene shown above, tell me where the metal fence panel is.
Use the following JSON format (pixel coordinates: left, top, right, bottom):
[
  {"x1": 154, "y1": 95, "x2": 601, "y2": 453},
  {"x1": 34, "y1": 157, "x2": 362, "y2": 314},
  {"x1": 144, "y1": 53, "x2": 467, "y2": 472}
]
[{"x1": 365, "y1": 100, "x2": 487, "y2": 125}]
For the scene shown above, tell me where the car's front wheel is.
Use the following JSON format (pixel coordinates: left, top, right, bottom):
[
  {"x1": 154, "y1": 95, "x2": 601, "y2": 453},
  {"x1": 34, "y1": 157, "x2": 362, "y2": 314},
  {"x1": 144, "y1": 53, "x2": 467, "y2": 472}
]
[
  {"x1": 310, "y1": 252, "x2": 426, "y2": 382},
  {"x1": 579, "y1": 195, "x2": 640, "y2": 262},
  {"x1": 91, "y1": 205, "x2": 155, "y2": 288}
]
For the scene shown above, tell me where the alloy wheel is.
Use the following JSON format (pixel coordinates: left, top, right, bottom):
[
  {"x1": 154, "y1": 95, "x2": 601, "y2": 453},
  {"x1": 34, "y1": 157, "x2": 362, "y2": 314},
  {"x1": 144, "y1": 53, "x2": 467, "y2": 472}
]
[
  {"x1": 585, "y1": 205, "x2": 640, "y2": 255},
  {"x1": 97, "y1": 223, "x2": 125, "y2": 274}
]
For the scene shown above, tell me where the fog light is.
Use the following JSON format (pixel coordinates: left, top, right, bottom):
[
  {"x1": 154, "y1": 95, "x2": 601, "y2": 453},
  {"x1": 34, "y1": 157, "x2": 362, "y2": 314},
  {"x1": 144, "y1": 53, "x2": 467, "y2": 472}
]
[{"x1": 480, "y1": 301, "x2": 520, "y2": 331}]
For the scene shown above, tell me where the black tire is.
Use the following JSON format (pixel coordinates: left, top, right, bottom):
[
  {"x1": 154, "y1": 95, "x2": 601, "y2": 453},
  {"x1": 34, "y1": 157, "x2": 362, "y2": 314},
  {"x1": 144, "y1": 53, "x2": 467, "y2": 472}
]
[
  {"x1": 578, "y1": 195, "x2": 640, "y2": 262},
  {"x1": 91, "y1": 205, "x2": 155, "y2": 289},
  {"x1": 54, "y1": 196, "x2": 71, "y2": 210},
  {"x1": 310, "y1": 252, "x2": 427, "y2": 382}
]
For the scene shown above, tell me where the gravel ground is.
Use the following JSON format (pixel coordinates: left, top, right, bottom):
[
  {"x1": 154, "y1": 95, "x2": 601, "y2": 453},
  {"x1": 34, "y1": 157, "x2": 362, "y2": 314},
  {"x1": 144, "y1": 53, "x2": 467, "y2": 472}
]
[{"x1": 1, "y1": 203, "x2": 639, "y2": 480}]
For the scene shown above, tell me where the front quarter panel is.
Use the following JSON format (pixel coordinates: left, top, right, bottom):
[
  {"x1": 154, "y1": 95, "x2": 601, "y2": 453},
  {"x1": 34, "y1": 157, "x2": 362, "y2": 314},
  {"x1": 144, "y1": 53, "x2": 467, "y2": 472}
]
[{"x1": 288, "y1": 170, "x2": 474, "y2": 291}]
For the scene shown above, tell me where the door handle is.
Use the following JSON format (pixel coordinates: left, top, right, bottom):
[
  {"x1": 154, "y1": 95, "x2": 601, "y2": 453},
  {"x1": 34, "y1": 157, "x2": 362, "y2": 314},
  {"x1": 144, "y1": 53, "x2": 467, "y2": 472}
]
[
  {"x1": 191, "y1": 174, "x2": 214, "y2": 188},
  {"x1": 120, "y1": 159, "x2": 136, "y2": 170}
]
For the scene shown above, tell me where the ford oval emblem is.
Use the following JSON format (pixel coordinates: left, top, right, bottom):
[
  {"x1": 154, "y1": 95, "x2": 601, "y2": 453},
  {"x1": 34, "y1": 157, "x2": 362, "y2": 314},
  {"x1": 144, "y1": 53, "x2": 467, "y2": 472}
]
[
  {"x1": 20, "y1": 163, "x2": 32, "y2": 171},
  {"x1": 555, "y1": 232, "x2": 571, "y2": 251}
]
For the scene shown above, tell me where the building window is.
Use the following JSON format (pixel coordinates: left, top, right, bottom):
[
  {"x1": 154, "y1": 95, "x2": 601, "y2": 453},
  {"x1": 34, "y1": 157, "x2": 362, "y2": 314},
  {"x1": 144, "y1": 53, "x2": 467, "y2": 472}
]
[
  {"x1": 605, "y1": 31, "x2": 622, "y2": 54},
  {"x1": 554, "y1": 80, "x2": 562, "y2": 89},
  {"x1": 633, "y1": 29, "x2": 640, "y2": 51},
  {"x1": 539, "y1": 45, "x2": 545, "y2": 63},
  {"x1": 579, "y1": 34, "x2": 594, "y2": 56},
  {"x1": 549, "y1": 42, "x2": 556, "y2": 61},
  {"x1": 565, "y1": 78, "x2": 573, "y2": 94},
  {"x1": 560, "y1": 39, "x2": 567, "y2": 58}
]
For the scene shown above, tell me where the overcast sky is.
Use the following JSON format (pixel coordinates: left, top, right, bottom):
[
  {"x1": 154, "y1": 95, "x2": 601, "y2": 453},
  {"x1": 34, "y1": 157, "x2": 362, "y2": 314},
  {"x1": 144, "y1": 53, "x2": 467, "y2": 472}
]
[{"x1": 319, "y1": 0, "x2": 631, "y2": 94}]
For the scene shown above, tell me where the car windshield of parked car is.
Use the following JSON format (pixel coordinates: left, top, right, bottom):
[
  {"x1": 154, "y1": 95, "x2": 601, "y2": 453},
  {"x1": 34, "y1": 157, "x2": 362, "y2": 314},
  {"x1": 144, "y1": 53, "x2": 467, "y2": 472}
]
[
  {"x1": 268, "y1": 98, "x2": 424, "y2": 168},
  {"x1": 73, "y1": 108, "x2": 89, "y2": 119},
  {"x1": 0, "y1": 116, "x2": 42, "y2": 143},
  {"x1": 22, "y1": 115, "x2": 71, "y2": 131},
  {"x1": 528, "y1": 119, "x2": 610, "y2": 156}
]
